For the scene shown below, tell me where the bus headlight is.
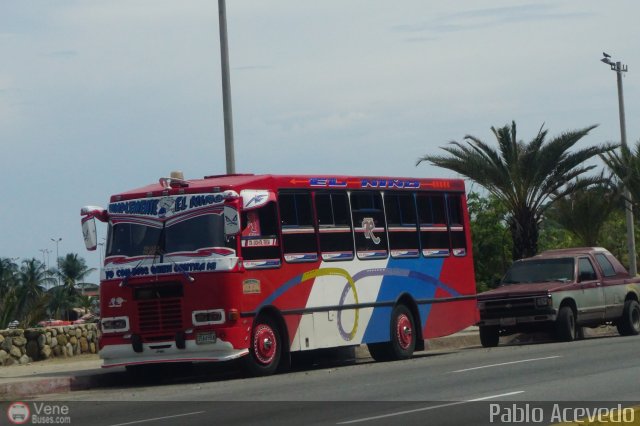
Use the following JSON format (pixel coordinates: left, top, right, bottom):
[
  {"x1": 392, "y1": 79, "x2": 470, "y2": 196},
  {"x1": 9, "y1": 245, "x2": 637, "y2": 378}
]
[
  {"x1": 101, "y1": 316, "x2": 129, "y2": 333},
  {"x1": 192, "y1": 309, "x2": 225, "y2": 325}
]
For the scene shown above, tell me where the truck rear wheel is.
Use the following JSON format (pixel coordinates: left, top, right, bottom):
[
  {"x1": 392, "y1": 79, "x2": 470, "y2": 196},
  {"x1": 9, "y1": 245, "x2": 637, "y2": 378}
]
[
  {"x1": 556, "y1": 306, "x2": 576, "y2": 342},
  {"x1": 617, "y1": 300, "x2": 640, "y2": 336},
  {"x1": 479, "y1": 326, "x2": 499, "y2": 347}
]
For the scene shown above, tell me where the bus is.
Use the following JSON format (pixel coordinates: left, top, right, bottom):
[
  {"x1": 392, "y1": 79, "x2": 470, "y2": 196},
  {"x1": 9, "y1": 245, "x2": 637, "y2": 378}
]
[{"x1": 81, "y1": 173, "x2": 478, "y2": 376}]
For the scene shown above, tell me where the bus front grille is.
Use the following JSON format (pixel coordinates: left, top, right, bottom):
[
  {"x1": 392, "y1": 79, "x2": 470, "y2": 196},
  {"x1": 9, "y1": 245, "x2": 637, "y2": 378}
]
[{"x1": 138, "y1": 298, "x2": 183, "y2": 333}]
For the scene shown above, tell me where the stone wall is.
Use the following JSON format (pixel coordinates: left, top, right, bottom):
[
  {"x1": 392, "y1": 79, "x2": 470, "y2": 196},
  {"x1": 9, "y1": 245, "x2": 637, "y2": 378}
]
[{"x1": 0, "y1": 324, "x2": 99, "y2": 366}]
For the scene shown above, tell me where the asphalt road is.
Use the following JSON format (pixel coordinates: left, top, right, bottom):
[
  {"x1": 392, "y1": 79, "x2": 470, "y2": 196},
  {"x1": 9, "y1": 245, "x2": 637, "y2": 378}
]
[{"x1": 22, "y1": 334, "x2": 640, "y2": 425}]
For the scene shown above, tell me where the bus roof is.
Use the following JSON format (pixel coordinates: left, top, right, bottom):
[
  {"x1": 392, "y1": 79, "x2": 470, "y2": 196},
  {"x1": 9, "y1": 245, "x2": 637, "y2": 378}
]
[{"x1": 111, "y1": 174, "x2": 466, "y2": 202}]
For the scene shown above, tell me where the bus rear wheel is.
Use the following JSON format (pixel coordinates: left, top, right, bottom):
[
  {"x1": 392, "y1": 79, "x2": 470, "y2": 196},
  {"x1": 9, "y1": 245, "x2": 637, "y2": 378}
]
[
  {"x1": 242, "y1": 316, "x2": 282, "y2": 376},
  {"x1": 368, "y1": 304, "x2": 416, "y2": 362}
]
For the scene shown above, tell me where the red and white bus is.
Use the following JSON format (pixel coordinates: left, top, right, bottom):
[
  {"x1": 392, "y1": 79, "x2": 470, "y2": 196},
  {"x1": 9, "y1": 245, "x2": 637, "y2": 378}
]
[{"x1": 81, "y1": 173, "x2": 478, "y2": 375}]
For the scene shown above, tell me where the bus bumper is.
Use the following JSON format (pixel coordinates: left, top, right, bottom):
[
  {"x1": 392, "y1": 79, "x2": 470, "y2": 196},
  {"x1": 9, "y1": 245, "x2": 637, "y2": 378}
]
[{"x1": 99, "y1": 337, "x2": 249, "y2": 368}]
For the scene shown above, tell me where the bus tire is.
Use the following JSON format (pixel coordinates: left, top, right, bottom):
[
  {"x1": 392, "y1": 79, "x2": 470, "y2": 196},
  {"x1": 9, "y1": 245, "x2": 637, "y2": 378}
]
[
  {"x1": 367, "y1": 305, "x2": 416, "y2": 362},
  {"x1": 389, "y1": 304, "x2": 416, "y2": 360},
  {"x1": 617, "y1": 299, "x2": 640, "y2": 336},
  {"x1": 479, "y1": 326, "x2": 499, "y2": 347},
  {"x1": 555, "y1": 306, "x2": 576, "y2": 342},
  {"x1": 242, "y1": 316, "x2": 282, "y2": 376}
]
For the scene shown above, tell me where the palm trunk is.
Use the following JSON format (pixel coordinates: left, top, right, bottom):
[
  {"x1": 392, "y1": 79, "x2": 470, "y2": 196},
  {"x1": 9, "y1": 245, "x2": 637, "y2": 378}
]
[{"x1": 509, "y1": 209, "x2": 539, "y2": 260}]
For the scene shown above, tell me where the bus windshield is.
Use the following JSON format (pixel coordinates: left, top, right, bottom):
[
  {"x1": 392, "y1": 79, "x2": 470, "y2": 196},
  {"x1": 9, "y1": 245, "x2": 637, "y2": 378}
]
[
  {"x1": 502, "y1": 258, "x2": 575, "y2": 284},
  {"x1": 106, "y1": 213, "x2": 226, "y2": 258}
]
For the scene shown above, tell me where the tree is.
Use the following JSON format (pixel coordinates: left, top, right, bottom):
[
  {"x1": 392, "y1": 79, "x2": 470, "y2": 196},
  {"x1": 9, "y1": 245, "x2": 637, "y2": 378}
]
[
  {"x1": 601, "y1": 141, "x2": 640, "y2": 206},
  {"x1": 467, "y1": 192, "x2": 512, "y2": 290},
  {"x1": 52, "y1": 254, "x2": 96, "y2": 321},
  {"x1": 55, "y1": 253, "x2": 96, "y2": 291},
  {"x1": 15, "y1": 259, "x2": 54, "y2": 327},
  {"x1": 0, "y1": 258, "x2": 19, "y2": 329},
  {"x1": 546, "y1": 180, "x2": 620, "y2": 246},
  {"x1": 418, "y1": 121, "x2": 616, "y2": 260}
]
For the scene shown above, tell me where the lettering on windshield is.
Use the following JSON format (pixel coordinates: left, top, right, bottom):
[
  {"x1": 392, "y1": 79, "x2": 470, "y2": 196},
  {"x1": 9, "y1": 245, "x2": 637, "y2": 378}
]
[{"x1": 109, "y1": 194, "x2": 226, "y2": 218}]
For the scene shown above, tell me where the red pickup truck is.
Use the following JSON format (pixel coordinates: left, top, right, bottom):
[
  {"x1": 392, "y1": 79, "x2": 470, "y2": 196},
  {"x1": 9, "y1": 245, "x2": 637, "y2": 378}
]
[{"x1": 476, "y1": 247, "x2": 640, "y2": 347}]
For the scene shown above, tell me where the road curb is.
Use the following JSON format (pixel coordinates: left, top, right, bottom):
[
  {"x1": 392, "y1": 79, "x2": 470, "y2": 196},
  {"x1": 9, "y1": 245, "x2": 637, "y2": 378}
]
[{"x1": 0, "y1": 377, "x2": 72, "y2": 400}]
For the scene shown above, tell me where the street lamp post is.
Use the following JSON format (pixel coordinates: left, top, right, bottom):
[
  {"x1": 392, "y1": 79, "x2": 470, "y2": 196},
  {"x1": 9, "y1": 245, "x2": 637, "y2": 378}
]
[
  {"x1": 51, "y1": 237, "x2": 62, "y2": 286},
  {"x1": 601, "y1": 52, "x2": 637, "y2": 276},
  {"x1": 218, "y1": 0, "x2": 236, "y2": 174}
]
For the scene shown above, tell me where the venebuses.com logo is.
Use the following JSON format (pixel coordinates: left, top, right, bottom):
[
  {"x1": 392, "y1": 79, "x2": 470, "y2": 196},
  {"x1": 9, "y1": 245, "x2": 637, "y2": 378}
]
[
  {"x1": 6, "y1": 401, "x2": 72, "y2": 424},
  {"x1": 7, "y1": 402, "x2": 30, "y2": 424}
]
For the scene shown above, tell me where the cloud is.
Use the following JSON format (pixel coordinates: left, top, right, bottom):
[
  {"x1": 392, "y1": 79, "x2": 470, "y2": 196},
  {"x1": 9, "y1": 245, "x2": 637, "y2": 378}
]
[{"x1": 392, "y1": 4, "x2": 591, "y2": 36}]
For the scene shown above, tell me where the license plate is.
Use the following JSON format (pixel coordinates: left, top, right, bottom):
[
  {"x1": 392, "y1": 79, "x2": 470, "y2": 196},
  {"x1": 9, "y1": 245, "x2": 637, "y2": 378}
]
[
  {"x1": 196, "y1": 331, "x2": 217, "y2": 345},
  {"x1": 500, "y1": 317, "x2": 517, "y2": 326}
]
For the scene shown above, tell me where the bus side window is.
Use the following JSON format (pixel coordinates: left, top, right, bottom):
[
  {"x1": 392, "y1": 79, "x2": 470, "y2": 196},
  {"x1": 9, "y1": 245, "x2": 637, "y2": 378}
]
[
  {"x1": 351, "y1": 191, "x2": 388, "y2": 260},
  {"x1": 416, "y1": 193, "x2": 450, "y2": 257},
  {"x1": 385, "y1": 193, "x2": 419, "y2": 258},
  {"x1": 316, "y1": 192, "x2": 354, "y2": 261},
  {"x1": 240, "y1": 202, "x2": 281, "y2": 268},
  {"x1": 447, "y1": 194, "x2": 467, "y2": 256},
  {"x1": 279, "y1": 191, "x2": 318, "y2": 263}
]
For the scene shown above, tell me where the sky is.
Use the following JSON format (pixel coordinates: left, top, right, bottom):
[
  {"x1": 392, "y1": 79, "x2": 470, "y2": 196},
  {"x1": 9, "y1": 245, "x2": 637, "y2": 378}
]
[{"x1": 1, "y1": 0, "x2": 640, "y2": 282}]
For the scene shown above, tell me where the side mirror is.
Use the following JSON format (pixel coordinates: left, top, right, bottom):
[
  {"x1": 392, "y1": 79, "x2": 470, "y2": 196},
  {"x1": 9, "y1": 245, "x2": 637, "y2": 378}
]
[
  {"x1": 80, "y1": 206, "x2": 107, "y2": 251},
  {"x1": 224, "y1": 205, "x2": 240, "y2": 236},
  {"x1": 82, "y1": 217, "x2": 97, "y2": 251}
]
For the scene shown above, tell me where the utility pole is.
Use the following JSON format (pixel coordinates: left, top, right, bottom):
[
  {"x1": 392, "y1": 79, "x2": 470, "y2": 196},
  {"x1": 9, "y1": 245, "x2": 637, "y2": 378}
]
[
  {"x1": 51, "y1": 237, "x2": 62, "y2": 286},
  {"x1": 601, "y1": 52, "x2": 636, "y2": 275},
  {"x1": 218, "y1": 0, "x2": 236, "y2": 174}
]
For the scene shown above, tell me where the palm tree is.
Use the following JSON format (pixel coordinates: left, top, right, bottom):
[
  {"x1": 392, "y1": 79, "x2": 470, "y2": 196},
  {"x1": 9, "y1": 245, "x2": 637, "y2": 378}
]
[
  {"x1": 546, "y1": 179, "x2": 620, "y2": 246},
  {"x1": 0, "y1": 258, "x2": 19, "y2": 328},
  {"x1": 15, "y1": 259, "x2": 54, "y2": 327},
  {"x1": 52, "y1": 254, "x2": 96, "y2": 320},
  {"x1": 601, "y1": 141, "x2": 640, "y2": 206},
  {"x1": 55, "y1": 253, "x2": 96, "y2": 291},
  {"x1": 417, "y1": 121, "x2": 616, "y2": 260}
]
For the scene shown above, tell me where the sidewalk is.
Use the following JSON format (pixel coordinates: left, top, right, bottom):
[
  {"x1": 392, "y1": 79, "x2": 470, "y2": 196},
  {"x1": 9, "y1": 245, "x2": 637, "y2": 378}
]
[{"x1": 0, "y1": 326, "x2": 618, "y2": 400}]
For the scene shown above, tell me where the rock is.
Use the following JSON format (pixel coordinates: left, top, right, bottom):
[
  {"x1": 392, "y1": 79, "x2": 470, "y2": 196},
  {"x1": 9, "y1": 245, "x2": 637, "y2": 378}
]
[
  {"x1": 12, "y1": 336, "x2": 27, "y2": 347},
  {"x1": 0, "y1": 334, "x2": 4, "y2": 344},
  {"x1": 56, "y1": 335, "x2": 68, "y2": 346},
  {"x1": 37, "y1": 334, "x2": 46, "y2": 347},
  {"x1": 74, "y1": 344, "x2": 80, "y2": 355},
  {"x1": 41, "y1": 345, "x2": 52, "y2": 359},
  {"x1": 19, "y1": 354, "x2": 30, "y2": 365},
  {"x1": 80, "y1": 337, "x2": 89, "y2": 353},
  {"x1": 69, "y1": 336, "x2": 78, "y2": 346},
  {"x1": 53, "y1": 346, "x2": 62, "y2": 357},
  {"x1": 0, "y1": 349, "x2": 8, "y2": 364},
  {"x1": 50, "y1": 337, "x2": 58, "y2": 348},
  {"x1": 4, "y1": 356, "x2": 15, "y2": 366},
  {"x1": 66, "y1": 342, "x2": 73, "y2": 357},
  {"x1": 1, "y1": 337, "x2": 12, "y2": 352},
  {"x1": 90, "y1": 342, "x2": 96, "y2": 354},
  {"x1": 46, "y1": 333, "x2": 52, "y2": 345},
  {"x1": 10, "y1": 345, "x2": 21, "y2": 358},
  {"x1": 50, "y1": 328, "x2": 57, "y2": 337},
  {"x1": 76, "y1": 329, "x2": 82, "y2": 338},
  {"x1": 63, "y1": 326, "x2": 70, "y2": 334},
  {"x1": 26, "y1": 341, "x2": 39, "y2": 360}
]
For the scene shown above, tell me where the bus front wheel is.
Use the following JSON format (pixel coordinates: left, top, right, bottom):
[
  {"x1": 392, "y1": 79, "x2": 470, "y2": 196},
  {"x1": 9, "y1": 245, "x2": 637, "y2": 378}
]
[{"x1": 242, "y1": 316, "x2": 282, "y2": 376}]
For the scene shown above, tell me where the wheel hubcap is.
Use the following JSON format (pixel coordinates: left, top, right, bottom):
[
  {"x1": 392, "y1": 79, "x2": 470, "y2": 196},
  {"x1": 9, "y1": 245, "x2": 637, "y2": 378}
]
[
  {"x1": 396, "y1": 314, "x2": 413, "y2": 350},
  {"x1": 253, "y1": 325, "x2": 276, "y2": 365}
]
